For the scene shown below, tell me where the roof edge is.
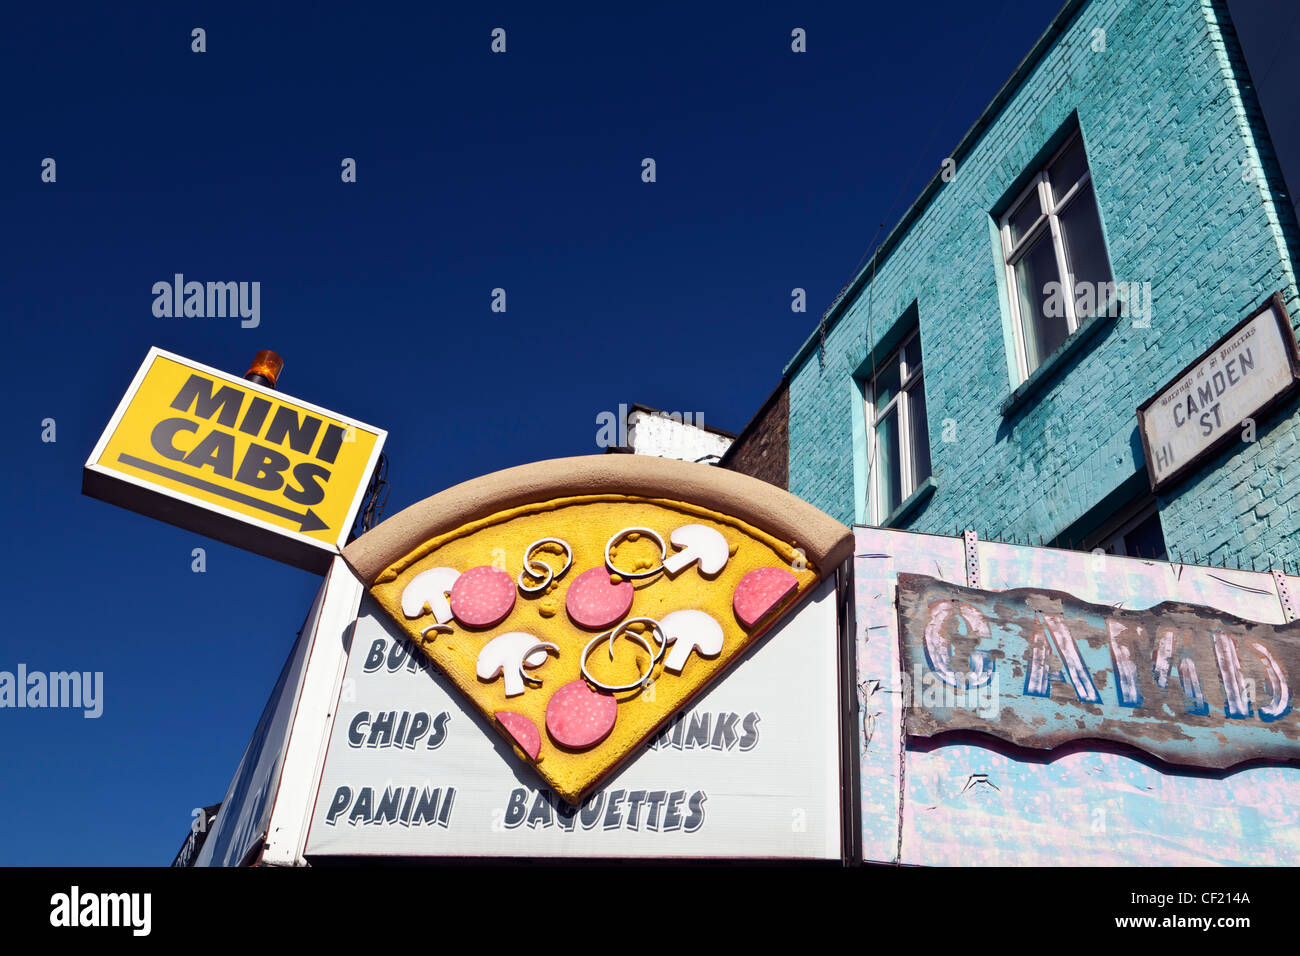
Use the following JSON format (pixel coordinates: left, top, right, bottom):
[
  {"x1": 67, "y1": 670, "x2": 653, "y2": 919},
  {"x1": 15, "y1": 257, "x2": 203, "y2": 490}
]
[{"x1": 784, "y1": 0, "x2": 1089, "y2": 378}]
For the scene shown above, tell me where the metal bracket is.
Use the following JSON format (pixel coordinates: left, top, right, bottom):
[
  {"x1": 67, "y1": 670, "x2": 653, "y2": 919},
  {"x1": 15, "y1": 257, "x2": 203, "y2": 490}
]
[
  {"x1": 1273, "y1": 569, "x2": 1297, "y2": 622},
  {"x1": 963, "y1": 529, "x2": 980, "y2": 589}
]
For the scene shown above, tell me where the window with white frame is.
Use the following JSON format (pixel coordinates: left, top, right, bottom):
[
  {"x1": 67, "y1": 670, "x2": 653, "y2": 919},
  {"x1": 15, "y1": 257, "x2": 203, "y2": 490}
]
[
  {"x1": 867, "y1": 327, "x2": 930, "y2": 523},
  {"x1": 1000, "y1": 128, "x2": 1113, "y2": 381}
]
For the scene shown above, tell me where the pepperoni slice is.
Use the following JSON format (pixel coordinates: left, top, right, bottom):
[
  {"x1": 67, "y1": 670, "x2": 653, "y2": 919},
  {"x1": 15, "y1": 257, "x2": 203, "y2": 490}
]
[
  {"x1": 496, "y1": 711, "x2": 541, "y2": 761},
  {"x1": 733, "y1": 566, "x2": 799, "y2": 628},
  {"x1": 545, "y1": 680, "x2": 618, "y2": 750},
  {"x1": 565, "y1": 567, "x2": 634, "y2": 630},
  {"x1": 449, "y1": 565, "x2": 516, "y2": 628}
]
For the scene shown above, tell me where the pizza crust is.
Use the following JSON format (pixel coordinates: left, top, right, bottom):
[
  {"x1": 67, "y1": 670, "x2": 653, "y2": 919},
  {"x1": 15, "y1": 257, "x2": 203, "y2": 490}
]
[{"x1": 342, "y1": 454, "x2": 853, "y2": 586}]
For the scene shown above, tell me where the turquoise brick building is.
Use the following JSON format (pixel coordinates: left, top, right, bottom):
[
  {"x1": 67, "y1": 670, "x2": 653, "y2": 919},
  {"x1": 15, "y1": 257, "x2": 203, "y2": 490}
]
[{"x1": 783, "y1": 0, "x2": 1299, "y2": 566}]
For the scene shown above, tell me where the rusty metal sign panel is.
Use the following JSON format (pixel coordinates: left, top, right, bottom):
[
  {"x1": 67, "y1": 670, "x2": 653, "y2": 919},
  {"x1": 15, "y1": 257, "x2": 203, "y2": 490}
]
[
  {"x1": 1137, "y1": 292, "x2": 1300, "y2": 492},
  {"x1": 897, "y1": 572, "x2": 1300, "y2": 769}
]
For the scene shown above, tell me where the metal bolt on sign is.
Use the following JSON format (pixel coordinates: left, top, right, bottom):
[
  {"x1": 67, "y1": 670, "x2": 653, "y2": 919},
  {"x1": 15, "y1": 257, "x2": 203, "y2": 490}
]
[
  {"x1": 964, "y1": 529, "x2": 980, "y2": 589},
  {"x1": 1273, "y1": 569, "x2": 1297, "y2": 623}
]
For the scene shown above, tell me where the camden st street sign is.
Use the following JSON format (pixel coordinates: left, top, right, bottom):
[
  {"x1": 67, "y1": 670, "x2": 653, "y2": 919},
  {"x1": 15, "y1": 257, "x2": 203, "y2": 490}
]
[{"x1": 1137, "y1": 293, "x2": 1300, "y2": 492}]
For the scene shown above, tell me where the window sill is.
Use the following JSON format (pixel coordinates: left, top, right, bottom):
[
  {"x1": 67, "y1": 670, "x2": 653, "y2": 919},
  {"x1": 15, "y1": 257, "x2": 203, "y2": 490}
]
[
  {"x1": 1000, "y1": 305, "x2": 1118, "y2": 418},
  {"x1": 880, "y1": 475, "x2": 938, "y2": 528}
]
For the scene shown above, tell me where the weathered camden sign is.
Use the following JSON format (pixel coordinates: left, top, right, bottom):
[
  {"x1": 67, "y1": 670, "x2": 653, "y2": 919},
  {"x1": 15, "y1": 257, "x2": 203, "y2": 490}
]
[
  {"x1": 897, "y1": 573, "x2": 1300, "y2": 769},
  {"x1": 1138, "y1": 293, "x2": 1300, "y2": 492},
  {"x1": 83, "y1": 348, "x2": 385, "y2": 572}
]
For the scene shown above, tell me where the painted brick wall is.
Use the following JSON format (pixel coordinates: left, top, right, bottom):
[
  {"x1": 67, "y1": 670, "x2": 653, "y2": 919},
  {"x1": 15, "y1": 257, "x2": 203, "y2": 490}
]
[{"x1": 787, "y1": 0, "x2": 1300, "y2": 567}]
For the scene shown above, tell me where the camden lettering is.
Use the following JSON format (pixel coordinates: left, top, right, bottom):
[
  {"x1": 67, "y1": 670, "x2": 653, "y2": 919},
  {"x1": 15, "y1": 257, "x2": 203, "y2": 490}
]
[{"x1": 897, "y1": 573, "x2": 1300, "y2": 768}]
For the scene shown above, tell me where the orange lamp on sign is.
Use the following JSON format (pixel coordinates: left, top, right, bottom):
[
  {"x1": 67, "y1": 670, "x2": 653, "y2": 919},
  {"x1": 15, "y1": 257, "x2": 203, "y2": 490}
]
[{"x1": 244, "y1": 350, "x2": 284, "y2": 389}]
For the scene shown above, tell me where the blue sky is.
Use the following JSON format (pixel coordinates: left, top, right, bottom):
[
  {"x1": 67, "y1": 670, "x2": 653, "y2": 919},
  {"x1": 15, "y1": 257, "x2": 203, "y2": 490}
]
[{"x1": 2, "y1": 1, "x2": 1058, "y2": 864}]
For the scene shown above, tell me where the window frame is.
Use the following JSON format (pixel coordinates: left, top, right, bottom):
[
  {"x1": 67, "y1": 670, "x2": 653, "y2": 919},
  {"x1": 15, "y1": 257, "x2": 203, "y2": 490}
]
[
  {"x1": 1085, "y1": 497, "x2": 1167, "y2": 560},
  {"x1": 999, "y1": 129, "x2": 1100, "y2": 382},
  {"x1": 866, "y1": 327, "x2": 929, "y2": 524}
]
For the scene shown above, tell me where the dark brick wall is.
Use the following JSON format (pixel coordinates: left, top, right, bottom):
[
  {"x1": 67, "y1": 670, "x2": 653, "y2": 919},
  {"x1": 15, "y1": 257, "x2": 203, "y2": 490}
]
[{"x1": 722, "y1": 384, "x2": 789, "y2": 490}]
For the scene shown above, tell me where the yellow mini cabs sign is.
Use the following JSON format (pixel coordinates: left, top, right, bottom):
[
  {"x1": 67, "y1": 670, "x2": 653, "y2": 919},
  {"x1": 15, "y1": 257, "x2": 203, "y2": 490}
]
[{"x1": 83, "y1": 348, "x2": 385, "y2": 572}]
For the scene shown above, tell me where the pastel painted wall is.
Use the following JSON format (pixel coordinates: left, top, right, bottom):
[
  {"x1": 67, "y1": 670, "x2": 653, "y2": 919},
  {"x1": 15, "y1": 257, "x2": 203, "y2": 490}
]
[
  {"x1": 854, "y1": 526, "x2": 1300, "y2": 866},
  {"x1": 787, "y1": 0, "x2": 1300, "y2": 566}
]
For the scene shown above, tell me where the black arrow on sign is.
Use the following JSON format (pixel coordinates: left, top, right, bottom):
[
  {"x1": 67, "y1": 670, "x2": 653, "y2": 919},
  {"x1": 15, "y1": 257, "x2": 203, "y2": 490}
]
[{"x1": 117, "y1": 453, "x2": 329, "y2": 533}]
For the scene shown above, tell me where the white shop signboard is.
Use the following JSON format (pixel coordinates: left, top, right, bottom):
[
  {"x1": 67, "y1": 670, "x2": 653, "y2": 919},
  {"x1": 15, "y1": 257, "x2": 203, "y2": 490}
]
[
  {"x1": 1138, "y1": 293, "x2": 1300, "y2": 491},
  {"x1": 303, "y1": 579, "x2": 843, "y2": 860}
]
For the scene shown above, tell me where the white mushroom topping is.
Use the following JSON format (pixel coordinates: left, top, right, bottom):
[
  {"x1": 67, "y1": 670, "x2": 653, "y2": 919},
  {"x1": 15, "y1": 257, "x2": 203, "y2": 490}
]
[
  {"x1": 663, "y1": 525, "x2": 730, "y2": 577},
  {"x1": 476, "y1": 632, "x2": 559, "y2": 697},
  {"x1": 660, "y1": 610, "x2": 725, "y2": 674},
  {"x1": 401, "y1": 567, "x2": 461, "y2": 624}
]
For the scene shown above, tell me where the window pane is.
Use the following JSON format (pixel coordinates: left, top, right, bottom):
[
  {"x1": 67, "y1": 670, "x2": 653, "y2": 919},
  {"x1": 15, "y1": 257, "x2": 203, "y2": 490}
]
[
  {"x1": 1058, "y1": 183, "x2": 1113, "y2": 319},
  {"x1": 902, "y1": 333, "x2": 922, "y2": 379},
  {"x1": 1014, "y1": 234, "x2": 1069, "y2": 370},
  {"x1": 874, "y1": 410, "x2": 902, "y2": 520},
  {"x1": 1121, "y1": 511, "x2": 1167, "y2": 560},
  {"x1": 1048, "y1": 135, "x2": 1089, "y2": 204},
  {"x1": 873, "y1": 360, "x2": 900, "y2": 415},
  {"x1": 1006, "y1": 189, "x2": 1042, "y2": 246},
  {"x1": 908, "y1": 383, "x2": 931, "y2": 487}
]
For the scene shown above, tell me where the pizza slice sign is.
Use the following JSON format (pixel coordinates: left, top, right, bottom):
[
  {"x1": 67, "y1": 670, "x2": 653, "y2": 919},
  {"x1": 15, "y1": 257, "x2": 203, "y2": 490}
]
[{"x1": 344, "y1": 456, "x2": 852, "y2": 804}]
